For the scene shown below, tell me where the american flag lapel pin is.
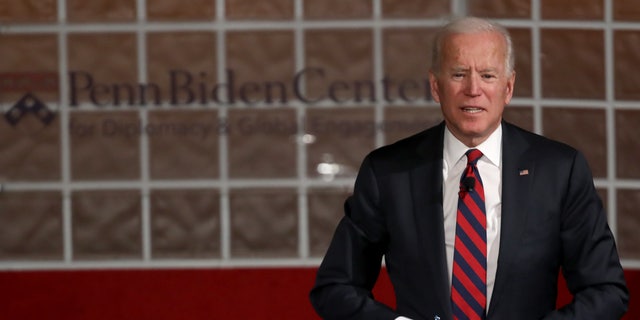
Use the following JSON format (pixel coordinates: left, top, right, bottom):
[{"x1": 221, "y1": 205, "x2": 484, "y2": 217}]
[
  {"x1": 519, "y1": 169, "x2": 529, "y2": 176},
  {"x1": 434, "y1": 316, "x2": 440, "y2": 320}
]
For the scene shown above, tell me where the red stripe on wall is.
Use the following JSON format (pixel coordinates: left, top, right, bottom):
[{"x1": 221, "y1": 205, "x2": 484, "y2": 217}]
[{"x1": 0, "y1": 268, "x2": 637, "y2": 319}]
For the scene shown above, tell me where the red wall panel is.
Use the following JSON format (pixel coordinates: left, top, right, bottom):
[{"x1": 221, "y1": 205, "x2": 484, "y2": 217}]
[{"x1": 0, "y1": 268, "x2": 637, "y2": 319}]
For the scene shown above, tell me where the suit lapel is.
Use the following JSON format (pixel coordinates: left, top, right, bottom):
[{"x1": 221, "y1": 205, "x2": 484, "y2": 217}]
[
  {"x1": 409, "y1": 123, "x2": 452, "y2": 317},
  {"x1": 488, "y1": 122, "x2": 534, "y2": 316}
]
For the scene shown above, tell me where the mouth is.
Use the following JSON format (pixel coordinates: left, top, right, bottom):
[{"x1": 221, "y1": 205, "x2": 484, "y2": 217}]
[{"x1": 460, "y1": 106, "x2": 484, "y2": 114}]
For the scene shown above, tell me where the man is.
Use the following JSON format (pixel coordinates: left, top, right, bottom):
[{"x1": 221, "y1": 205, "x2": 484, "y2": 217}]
[{"x1": 309, "y1": 17, "x2": 628, "y2": 319}]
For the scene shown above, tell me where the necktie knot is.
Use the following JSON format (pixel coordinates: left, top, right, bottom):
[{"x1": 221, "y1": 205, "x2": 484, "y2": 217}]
[{"x1": 466, "y1": 149, "x2": 483, "y2": 166}]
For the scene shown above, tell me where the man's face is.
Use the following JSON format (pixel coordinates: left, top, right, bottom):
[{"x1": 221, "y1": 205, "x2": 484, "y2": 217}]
[{"x1": 429, "y1": 31, "x2": 515, "y2": 147}]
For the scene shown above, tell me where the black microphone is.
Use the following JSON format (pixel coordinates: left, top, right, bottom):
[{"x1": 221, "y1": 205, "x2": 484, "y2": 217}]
[{"x1": 462, "y1": 176, "x2": 475, "y2": 192}]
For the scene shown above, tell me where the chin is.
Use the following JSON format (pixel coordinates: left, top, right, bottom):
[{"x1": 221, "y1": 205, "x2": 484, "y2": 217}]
[
  {"x1": 463, "y1": 121, "x2": 499, "y2": 133},
  {"x1": 459, "y1": 125, "x2": 488, "y2": 135}
]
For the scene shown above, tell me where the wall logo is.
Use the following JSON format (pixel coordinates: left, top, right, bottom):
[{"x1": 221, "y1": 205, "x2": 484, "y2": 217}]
[
  {"x1": 67, "y1": 68, "x2": 433, "y2": 107},
  {"x1": 1, "y1": 72, "x2": 58, "y2": 126},
  {"x1": 5, "y1": 93, "x2": 55, "y2": 126},
  {"x1": 2, "y1": 69, "x2": 433, "y2": 126}
]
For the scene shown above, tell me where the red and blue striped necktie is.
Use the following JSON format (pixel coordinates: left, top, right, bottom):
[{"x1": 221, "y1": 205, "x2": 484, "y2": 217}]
[{"x1": 451, "y1": 149, "x2": 487, "y2": 320}]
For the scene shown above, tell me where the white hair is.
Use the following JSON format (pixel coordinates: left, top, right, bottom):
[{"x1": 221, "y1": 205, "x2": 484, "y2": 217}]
[{"x1": 430, "y1": 17, "x2": 515, "y2": 76}]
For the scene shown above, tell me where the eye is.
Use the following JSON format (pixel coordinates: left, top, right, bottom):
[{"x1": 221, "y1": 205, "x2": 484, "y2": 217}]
[{"x1": 452, "y1": 73, "x2": 465, "y2": 79}]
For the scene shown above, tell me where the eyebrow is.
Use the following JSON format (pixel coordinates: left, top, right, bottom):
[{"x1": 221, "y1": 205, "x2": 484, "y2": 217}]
[
  {"x1": 449, "y1": 67, "x2": 499, "y2": 73},
  {"x1": 450, "y1": 67, "x2": 469, "y2": 72}
]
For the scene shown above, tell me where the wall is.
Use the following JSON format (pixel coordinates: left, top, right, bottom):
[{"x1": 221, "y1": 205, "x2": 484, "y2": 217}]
[{"x1": 1, "y1": 0, "x2": 639, "y2": 318}]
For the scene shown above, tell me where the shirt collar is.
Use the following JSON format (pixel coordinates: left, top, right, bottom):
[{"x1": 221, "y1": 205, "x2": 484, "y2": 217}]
[{"x1": 443, "y1": 123, "x2": 502, "y2": 168}]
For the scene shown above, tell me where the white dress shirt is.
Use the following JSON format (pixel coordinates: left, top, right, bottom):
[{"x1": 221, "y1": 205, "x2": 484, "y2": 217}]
[{"x1": 396, "y1": 125, "x2": 503, "y2": 320}]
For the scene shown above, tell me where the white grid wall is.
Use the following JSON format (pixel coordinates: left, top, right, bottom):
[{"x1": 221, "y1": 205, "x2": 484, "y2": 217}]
[{"x1": 1, "y1": 0, "x2": 639, "y2": 270}]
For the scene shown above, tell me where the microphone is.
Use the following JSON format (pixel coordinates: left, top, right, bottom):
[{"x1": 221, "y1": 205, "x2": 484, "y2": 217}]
[{"x1": 462, "y1": 176, "x2": 475, "y2": 192}]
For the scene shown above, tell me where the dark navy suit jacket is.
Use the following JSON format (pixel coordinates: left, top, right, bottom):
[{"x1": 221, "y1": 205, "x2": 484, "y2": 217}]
[{"x1": 310, "y1": 122, "x2": 628, "y2": 319}]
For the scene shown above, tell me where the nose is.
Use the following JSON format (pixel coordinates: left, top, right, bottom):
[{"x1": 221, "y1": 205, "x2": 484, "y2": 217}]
[{"x1": 464, "y1": 74, "x2": 481, "y2": 97}]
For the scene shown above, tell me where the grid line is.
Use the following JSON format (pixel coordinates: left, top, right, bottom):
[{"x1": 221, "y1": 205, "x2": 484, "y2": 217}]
[
  {"x1": 57, "y1": 0, "x2": 73, "y2": 264},
  {"x1": 215, "y1": 0, "x2": 231, "y2": 261},
  {"x1": 604, "y1": 0, "x2": 618, "y2": 237}
]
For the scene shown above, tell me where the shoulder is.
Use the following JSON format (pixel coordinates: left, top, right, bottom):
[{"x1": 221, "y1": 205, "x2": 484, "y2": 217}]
[
  {"x1": 503, "y1": 122, "x2": 583, "y2": 166},
  {"x1": 363, "y1": 122, "x2": 444, "y2": 172},
  {"x1": 505, "y1": 122, "x2": 578, "y2": 154}
]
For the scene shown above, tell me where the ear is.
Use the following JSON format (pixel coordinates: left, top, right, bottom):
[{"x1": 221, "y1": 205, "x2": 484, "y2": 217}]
[
  {"x1": 504, "y1": 71, "x2": 516, "y2": 105},
  {"x1": 429, "y1": 71, "x2": 441, "y2": 103}
]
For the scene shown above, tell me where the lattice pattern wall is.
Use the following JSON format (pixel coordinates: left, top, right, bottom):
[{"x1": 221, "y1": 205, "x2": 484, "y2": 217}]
[{"x1": 0, "y1": 0, "x2": 639, "y2": 270}]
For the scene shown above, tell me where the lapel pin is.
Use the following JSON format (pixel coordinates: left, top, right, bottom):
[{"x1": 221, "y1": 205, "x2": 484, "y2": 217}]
[
  {"x1": 519, "y1": 169, "x2": 529, "y2": 176},
  {"x1": 434, "y1": 316, "x2": 440, "y2": 320}
]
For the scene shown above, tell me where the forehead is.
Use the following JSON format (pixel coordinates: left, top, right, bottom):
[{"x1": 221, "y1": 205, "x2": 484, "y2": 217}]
[{"x1": 440, "y1": 31, "x2": 507, "y2": 68}]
